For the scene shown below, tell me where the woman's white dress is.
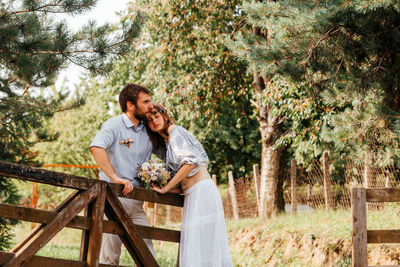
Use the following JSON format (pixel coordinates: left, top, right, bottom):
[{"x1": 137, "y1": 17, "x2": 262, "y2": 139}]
[{"x1": 166, "y1": 126, "x2": 233, "y2": 267}]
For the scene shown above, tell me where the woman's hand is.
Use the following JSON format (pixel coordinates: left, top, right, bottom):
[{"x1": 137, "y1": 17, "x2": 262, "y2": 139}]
[
  {"x1": 152, "y1": 184, "x2": 167, "y2": 194},
  {"x1": 121, "y1": 179, "x2": 134, "y2": 196}
]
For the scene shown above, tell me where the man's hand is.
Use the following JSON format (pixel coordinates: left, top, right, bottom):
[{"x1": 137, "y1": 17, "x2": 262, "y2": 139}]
[
  {"x1": 121, "y1": 179, "x2": 134, "y2": 196},
  {"x1": 152, "y1": 184, "x2": 167, "y2": 194}
]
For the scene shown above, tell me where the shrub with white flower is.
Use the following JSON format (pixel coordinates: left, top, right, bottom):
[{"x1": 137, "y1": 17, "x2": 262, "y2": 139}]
[{"x1": 137, "y1": 159, "x2": 170, "y2": 188}]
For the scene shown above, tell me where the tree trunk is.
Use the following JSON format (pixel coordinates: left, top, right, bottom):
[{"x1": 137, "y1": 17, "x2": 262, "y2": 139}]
[
  {"x1": 257, "y1": 111, "x2": 284, "y2": 217},
  {"x1": 252, "y1": 15, "x2": 285, "y2": 218},
  {"x1": 277, "y1": 146, "x2": 287, "y2": 212}
]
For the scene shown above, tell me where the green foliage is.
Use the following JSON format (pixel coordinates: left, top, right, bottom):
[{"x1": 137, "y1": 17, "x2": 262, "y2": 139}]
[
  {"x1": 49, "y1": 0, "x2": 260, "y2": 182},
  {"x1": 34, "y1": 79, "x2": 113, "y2": 178},
  {"x1": 117, "y1": 0, "x2": 260, "y2": 181},
  {"x1": 0, "y1": 178, "x2": 20, "y2": 251},
  {"x1": 228, "y1": 0, "x2": 400, "y2": 167},
  {"x1": 0, "y1": 0, "x2": 143, "y2": 250},
  {"x1": 321, "y1": 89, "x2": 400, "y2": 167},
  {"x1": 259, "y1": 77, "x2": 325, "y2": 165}
]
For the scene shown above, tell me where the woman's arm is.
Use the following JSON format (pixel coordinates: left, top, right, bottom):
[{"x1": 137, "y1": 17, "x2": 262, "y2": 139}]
[
  {"x1": 166, "y1": 186, "x2": 183, "y2": 194},
  {"x1": 153, "y1": 164, "x2": 195, "y2": 194}
]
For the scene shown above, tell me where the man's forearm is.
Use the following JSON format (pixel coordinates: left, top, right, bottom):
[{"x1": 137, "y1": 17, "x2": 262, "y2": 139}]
[{"x1": 90, "y1": 147, "x2": 125, "y2": 184}]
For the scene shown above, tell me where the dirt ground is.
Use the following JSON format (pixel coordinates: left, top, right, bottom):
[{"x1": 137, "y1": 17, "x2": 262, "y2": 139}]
[{"x1": 229, "y1": 225, "x2": 400, "y2": 266}]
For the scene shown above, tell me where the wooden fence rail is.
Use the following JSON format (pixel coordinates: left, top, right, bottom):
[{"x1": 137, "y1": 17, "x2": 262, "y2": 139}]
[
  {"x1": 0, "y1": 161, "x2": 184, "y2": 267},
  {"x1": 352, "y1": 187, "x2": 400, "y2": 267}
]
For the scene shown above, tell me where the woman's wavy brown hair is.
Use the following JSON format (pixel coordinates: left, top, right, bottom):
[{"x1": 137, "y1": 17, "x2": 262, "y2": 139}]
[{"x1": 145, "y1": 103, "x2": 174, "y2": 149}]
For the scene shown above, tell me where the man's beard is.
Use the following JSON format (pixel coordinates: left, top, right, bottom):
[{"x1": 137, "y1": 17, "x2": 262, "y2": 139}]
[{"x1": 134, "y1": 109, "x2": 148, "y2": 121}]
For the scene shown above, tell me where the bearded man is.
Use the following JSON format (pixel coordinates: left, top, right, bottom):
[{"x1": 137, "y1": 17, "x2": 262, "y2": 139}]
[{"x1": 89, "y1": 83, "x2": 155, "y2": 264}]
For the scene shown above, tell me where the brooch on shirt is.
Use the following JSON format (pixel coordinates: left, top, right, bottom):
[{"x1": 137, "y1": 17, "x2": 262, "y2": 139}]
[{"x1": 120, "y1": 138, "x2": 134, "y2": 148}]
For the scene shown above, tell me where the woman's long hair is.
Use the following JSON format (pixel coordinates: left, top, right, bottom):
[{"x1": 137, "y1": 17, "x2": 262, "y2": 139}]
[{"x1": 145, "y1": 103, "x2": 174, "y2": 149}]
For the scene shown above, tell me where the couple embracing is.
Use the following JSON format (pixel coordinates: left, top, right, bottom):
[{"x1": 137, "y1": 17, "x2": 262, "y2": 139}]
[{"x1": 89, "y1": 83, "x2": 233, "y2": 266}]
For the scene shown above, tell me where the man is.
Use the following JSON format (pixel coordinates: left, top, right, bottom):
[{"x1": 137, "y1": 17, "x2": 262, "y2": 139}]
[{"x1": 89, "y1": 83, "x2": 155, "y2": 264}]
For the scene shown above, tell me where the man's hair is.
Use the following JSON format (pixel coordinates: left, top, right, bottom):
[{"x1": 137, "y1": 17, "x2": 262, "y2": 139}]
[{"x1": 119, "y1": 83, "x2": 150, "y2": 112}]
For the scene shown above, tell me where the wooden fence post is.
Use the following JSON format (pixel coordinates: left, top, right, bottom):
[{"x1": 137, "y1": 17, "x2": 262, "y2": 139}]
[
  {"x1": 86, "y1": 182, "x2": 107, "y2": 267},
  {"x1": 212, "y1": 174, "x2": 217, "y2": 185},
  {"x1": 252, "y1": 164, "x2": 261, "y2": 212},
  {"x1": 322, "y1": 151, "x2": 333, "y2": 210},
  {"x1": 290, "y1": 159, "x2": 297, "y2": 214},
  {"x1": 385, "y1": 169, "x2": 390, "y2": 188},
  {"x1": 228, "y1": 171, "x2": 239, "y2": 220},
  {"x1": 307, "y1": 184, "x2": 312, "y2": 207},
  {"x1": 351, "y1": 188, "x2": 367, "y2": 267}
]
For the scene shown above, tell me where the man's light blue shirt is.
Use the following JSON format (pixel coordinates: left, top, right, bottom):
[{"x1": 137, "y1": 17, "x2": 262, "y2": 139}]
[{"x1": 89, "y1": 113, "x2": 152, "y2": 187}]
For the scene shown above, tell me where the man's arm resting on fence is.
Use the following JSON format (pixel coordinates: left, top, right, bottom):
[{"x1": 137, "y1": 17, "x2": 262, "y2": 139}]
[{"x1": 89, "y1": 146, "x2": 133, "y2": 196}]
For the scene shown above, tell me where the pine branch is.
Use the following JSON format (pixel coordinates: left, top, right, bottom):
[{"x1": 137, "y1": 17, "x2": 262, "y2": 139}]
[
  {"x1": 230, "y1": 19, "x2": 246, "y2": 40},
  {"x1": 31, "y1": 50, "x2": 97, "y2": 55},
  {"x1": 303, "y1": 26, "x2": 340, "y2": 65},
  {"x1": 8, "y1": 0, "x2": 94, "y2": 15},
  {"x1": 20, "y1": 83, "x2": 31, "y2": 97}
]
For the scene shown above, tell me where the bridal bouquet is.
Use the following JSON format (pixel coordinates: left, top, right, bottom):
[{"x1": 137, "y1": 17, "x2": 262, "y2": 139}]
[{"x1": 137, "y1": 159, "x2": 170, "y2": 188}]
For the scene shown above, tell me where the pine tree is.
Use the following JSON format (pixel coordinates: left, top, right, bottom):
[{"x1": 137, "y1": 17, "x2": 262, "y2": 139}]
[
  {"x1": 228, "y1": 0, "x2": 400, "y2": 216},
  {"x1": 0, "y1": 0, "x2": 143, "y2": 250}
]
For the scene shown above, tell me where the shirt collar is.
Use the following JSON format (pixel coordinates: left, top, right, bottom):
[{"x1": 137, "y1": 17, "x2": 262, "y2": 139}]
[{"x1": 122, "y1": 113, "x2": 144, "y2": 131}]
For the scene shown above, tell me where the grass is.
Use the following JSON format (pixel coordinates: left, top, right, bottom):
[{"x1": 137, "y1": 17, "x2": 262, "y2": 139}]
[
  {"x1": 8, "y1": 204, "x2": 400, "y2": 266},
  {"x1": 10, "y1": 221, "x2": 178, "y2": 266},
  {"x1": 226, "y1": 204, "x2": 400, "y2": 266}
]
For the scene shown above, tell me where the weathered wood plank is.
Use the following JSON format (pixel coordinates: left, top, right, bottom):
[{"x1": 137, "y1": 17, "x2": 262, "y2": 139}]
[
  {"x1": 0, "y1": 161, "x2": 97, "y2": 190},
  {"x1": 366, "y1": 188, "x2": 400, "y2": 202},
  {"x1": 0, "y1": 203, "x2": 180, "y2": 242},
  {"x1": 87, "y1": 182, "x2": 107, "y2": 267},
  {"x1": 352, "y1": 188, "x2": 367, "y2": 267},
  {"x1": 252, "y1": 164, "x2": 261, "y2": 214},
  {"x1": 11, "y1": 190, "x2": 81, "y2": 253},
  {"x1": 0, "y1": 161, "x2": 183, "y2": 206},
  {"x1": 4, "y1": 185, "x2": 99, "y2": 267},
  {"x1": 109, "y1": 183, "x2": 184, "y2": 207},
  {"x1": 323, "y1": 152, "x2": 334, "y2": 210},
  {"x1": 0, "y1": 251, "x2": 124, "y2": 267},
  {"x1": 367, "y1": 230, "x2": 400, "y2": 243},
  {"x1": 307, "y1": 184, "x2": 312, "y2": 207},
  {"x1": 79, "y1": 204, "x2": 91, "y2": 261},
  {"x1": 105, "y1": 187, "x2": 158, "y2": 267},
  {"x1": 228, "y1": 171, "x2": 239, "y2": 220}
]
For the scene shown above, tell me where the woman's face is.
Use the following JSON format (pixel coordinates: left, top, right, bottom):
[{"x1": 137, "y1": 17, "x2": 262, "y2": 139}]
[{"x1": 147, "y1": 112, "x2": 165, "y2": 133}]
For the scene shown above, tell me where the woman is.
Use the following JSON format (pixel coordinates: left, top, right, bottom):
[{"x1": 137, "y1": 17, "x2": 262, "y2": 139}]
[{"x1": 145, "y1": 104, "x2": 233, "y2": 267}]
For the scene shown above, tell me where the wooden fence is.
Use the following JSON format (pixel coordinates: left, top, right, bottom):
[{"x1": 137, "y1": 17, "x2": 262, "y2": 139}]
[
  {"x1": 352, "y1": 187, "x2": 400, "y2": 267},
  {"x1": 0, "y1": 161, "x2": 183, "y2": 267}
]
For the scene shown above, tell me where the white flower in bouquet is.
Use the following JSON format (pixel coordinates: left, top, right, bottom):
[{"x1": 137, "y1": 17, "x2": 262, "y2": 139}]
[
  {"x1": 142, "y1": 162, "x2": 150, "y2": 171},
  {"x1": 137, "y1": 159, "x2": 170, "y2": 188}
]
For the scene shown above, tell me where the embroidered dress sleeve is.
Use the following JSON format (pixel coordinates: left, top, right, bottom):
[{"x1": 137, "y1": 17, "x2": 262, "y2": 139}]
[{"x1": 169, "y1": 126, "x2": 209, "y2": 177}]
